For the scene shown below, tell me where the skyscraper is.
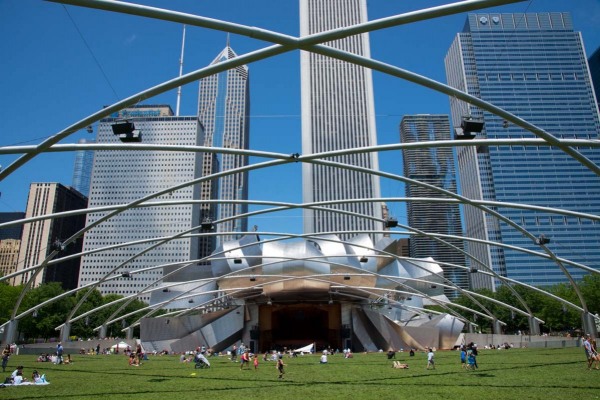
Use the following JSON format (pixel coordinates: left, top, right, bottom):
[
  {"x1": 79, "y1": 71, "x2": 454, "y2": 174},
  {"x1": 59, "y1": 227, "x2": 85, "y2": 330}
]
[
  {"x1": 300, "y1": 0, "x2": 382, "y2": 240},
  {"x1": 589, "y1": 46, "x2": 600, "y2": 109},
  {"x1": 15, "y1": 183, "x2": 86, "y2": 289},
  {"x1": 72, "y1": 138, "x2": 95, "y2": 198},
  {"x1": 445, "y1": 13, "x2": 600, "y2": 289},
  {"x1": 78, "y1": 105, "x2": 204, "y2": 302},
  {"x1": 400, "y1": 115, "x2": 467, "y2": 297},
  {"x1": 197, "y1": 45, "x2": 250, "y2": 257},
  {"x1": 0, "y1": 212, "x2": 25, "y2": 241}
]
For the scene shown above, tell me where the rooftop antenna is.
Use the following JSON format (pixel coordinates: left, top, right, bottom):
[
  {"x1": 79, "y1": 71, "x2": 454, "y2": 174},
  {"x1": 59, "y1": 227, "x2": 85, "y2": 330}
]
[
  {"x1": 175, "y1": 24, "x2": 186, "y2": 116},
  {"x1": 226, "y1": 32, "x2": 230, "y2": 48}
]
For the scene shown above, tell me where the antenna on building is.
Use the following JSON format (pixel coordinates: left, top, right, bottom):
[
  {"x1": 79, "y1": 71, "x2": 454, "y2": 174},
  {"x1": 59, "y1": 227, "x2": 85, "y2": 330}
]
[
  {"x1": 226, "y1": 32, "x2": 230, "y2": 48},
  {"x1": 175, "y1": 24, "x2": 186, "y2": 117}
]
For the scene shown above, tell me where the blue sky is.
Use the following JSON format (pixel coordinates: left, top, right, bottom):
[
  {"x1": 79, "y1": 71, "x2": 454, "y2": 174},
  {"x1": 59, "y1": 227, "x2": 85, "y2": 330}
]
[{"x1": 1, "y1": 0, "x2": 599, "y2": 236}]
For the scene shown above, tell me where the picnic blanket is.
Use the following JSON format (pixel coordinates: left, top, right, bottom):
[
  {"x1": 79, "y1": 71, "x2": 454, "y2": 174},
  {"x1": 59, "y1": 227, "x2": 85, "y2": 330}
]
[{"x1": 2, "y1": 381, "x2": 50, "y2": 386}]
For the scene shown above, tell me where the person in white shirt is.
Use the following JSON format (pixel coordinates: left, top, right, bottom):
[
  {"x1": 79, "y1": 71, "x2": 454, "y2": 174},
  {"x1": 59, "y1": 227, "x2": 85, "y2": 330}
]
[{"x1": 426, "y1": 349, "x2": 435, "y2": 370}]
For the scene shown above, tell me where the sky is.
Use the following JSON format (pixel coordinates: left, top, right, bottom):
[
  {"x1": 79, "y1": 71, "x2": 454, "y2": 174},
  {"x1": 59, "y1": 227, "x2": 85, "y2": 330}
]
[{"x1": 1, "y1": 0, "x2": 599, "y2": 236}]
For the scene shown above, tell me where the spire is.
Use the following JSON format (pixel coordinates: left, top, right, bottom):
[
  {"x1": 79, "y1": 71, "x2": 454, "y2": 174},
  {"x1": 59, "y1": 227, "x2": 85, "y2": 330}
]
[{"x1": 226, "y1": 33, "x2": 230, "y2": 49}]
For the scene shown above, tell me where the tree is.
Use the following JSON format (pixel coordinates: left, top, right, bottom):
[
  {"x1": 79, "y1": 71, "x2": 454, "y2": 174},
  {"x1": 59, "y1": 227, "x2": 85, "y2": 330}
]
[
  {"x1": 0, "y1": 282, "x2": 23, "y2": 325},
  {"x1": 19, "y1": 283, "x2": 75, "y2": 340}
]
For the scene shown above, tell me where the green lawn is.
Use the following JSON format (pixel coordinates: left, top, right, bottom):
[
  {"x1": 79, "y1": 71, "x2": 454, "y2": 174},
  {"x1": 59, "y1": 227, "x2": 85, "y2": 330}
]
[{"x1": 1, "y1": 347, "x2": 599, "y2": 399}]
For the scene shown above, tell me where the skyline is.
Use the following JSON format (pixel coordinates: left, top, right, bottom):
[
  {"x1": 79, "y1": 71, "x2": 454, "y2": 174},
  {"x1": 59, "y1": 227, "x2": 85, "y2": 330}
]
[{"x1": 1, "y1": 0, "x2": 600, "y2": 238}]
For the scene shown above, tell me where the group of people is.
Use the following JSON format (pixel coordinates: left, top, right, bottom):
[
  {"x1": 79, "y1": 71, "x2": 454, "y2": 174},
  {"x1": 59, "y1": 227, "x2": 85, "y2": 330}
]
[
  {"x1": 238, "y1": 349, "x2": 259, "y2": 370},
  {"x1": 583, "y1": 334, "x2": 600, "y2": 369},
  {"x1": 3, "y1": 365, "x2": 46, "y2": 385},
  {"x1": 128, "y1": 344, "x2": 145, "y2": 367},
  {"x1": 460, "y1": 343, "x2": 479, "y2": 370},
  {"x1": 228, "y1": 344, "x2": 285, "y2": 378}
]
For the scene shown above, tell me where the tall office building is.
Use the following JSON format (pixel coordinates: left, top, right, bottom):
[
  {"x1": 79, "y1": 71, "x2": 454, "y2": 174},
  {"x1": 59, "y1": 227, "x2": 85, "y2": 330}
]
[
  {"x1": 445, "y1": 13, "x2": 600, "y2": 289},
  {"x1": 0, "y1": 212, "x2": 25, "y2": 280},
  {"x1": 72, "y1": 138, "x2": 95, "y2": 197},
  {"x1": 300, "y1": 0, "x2": 382, "y2": 240},
  {"x1": 589, "y1": 46, "x2": 600, "y2": 109},
  {"x1": 197, "y1": 45, "x2": 250, "y2": 258},
  {"x1": 78, "y1": 105, "x2": 204, "y2": 302},
  {"x1": 0, "y1": 212, "x2": 25, "y2": 241},
  {"x1": 15, "y1": 183, "x2": 87, "y2": 289},
  {"x1": 400, "y1": 115, "x2": 468, "y2": 297}
]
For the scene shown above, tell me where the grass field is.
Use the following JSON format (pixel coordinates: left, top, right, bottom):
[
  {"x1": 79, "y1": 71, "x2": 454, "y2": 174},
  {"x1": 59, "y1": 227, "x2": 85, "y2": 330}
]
[{"x1": 1, "y1": 347, "x2": 599, "y2": 400}]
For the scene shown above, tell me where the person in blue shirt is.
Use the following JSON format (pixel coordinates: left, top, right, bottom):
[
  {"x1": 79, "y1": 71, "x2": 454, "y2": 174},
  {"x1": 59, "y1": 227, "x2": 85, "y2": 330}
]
[{"x1": 460, "y1": 347, "x2": 467, "y2": 369}]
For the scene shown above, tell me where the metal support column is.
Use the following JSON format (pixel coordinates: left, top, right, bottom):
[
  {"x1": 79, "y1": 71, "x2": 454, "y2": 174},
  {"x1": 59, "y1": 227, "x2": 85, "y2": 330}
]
[
  {"x1": 2, "y1": 319, "x2": 19, "y2": 345},
  {"x1": 528, "y1": 316, "x2": 540, "y2": 336},
  {"x1": 99, "y1": 324, "x2": 107, "y2": 339},
  {"x1": 582, "y1": 312, "x2": 599, "y2": 338},
  {"x1": 60, "y1": 322, "x2": 71, "y2": 343}
]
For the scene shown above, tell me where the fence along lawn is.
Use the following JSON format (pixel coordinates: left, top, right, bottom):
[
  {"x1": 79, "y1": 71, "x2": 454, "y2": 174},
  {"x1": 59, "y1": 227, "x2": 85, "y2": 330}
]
[{"x1": 1, "y1": 347, "x2": 597, "y2": 400}]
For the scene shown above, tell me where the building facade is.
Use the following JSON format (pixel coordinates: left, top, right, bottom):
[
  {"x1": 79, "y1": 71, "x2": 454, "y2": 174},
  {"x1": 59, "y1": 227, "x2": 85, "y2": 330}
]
[
  {"x1": 400, "y1": 115, "x2": 468, "y2": 297},
  {"x1": 0, "y1": 212, "x2": 25, "y2": 279},
  {"x1": 589, "y1": 46, "x2": 600, "y2": 110},
  {"x1": 0, "y1": 239, "x2": 20, "y2": 278},
  {"x1": 78, "y1": 105, "x2": 204, "y2": 302},
  {"x1": 197, "y1": 45, "x2": 250, "y2": 258},
  {"x1": 15, "y1": 183, "x2": 87, "y2": 289},
  {"x1": 445, "y1": 13, "x2": 600, "y2": 288},
  {"x1": 300, "y1": 0, "x2": 382, "y2": 241},
  {"x1": 72, "y1": 138, "x2": 95, "y2": 198}
]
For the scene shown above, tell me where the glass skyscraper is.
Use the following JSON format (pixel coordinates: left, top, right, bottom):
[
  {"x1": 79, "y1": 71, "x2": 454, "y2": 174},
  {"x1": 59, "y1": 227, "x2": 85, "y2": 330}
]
[
  {"x1": 589, "y1": 46, "x2": 600, "y2": 109},
  {"x1": 400, "y1": 115, "x2": 468, "y2": 297},
  {"x1": 72, "y1": 138, "x2": 95, "y2": 198},
  {"x1": 445, "y1": 13, "x2": 600, "y2": 289},
  {"x1": 300, "y1": 0, "x2": 382, "y2": 240},
  {"x1": 197, "y1": 45, "x2": 250, "y2": 256}
]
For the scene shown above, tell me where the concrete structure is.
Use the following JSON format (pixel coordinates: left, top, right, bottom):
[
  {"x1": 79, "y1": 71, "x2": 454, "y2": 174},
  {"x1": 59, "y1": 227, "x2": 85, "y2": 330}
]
[
  {"x1": 15, "y1": 183, "x2": 87, "y2": 289},
  {"x1": 445, "y1": 13, "x2": 600, "y2": 289},
  {"x1": 400, "y1": 115, "x2": 468, "y2": 298},
  {"x1": 300, "y1": 0, "x2": 382, "y2": 241},
  {"x1": 78, "y1": 105, "x2": 204, "y2": 302}
]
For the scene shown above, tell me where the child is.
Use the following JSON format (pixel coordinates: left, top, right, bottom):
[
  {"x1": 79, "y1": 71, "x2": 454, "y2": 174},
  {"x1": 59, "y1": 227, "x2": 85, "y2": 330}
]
[
  {"x1": 460, "y1": 347, "x2": 467, "y2": 369},
  {"x1": 426, "y1": 348, "x2": 435, "y2": 370},
  {"x1": 277, "y1": 358, "x2": 285, "y2": 379},
  {"x1": 253, "y1": 355, "x2": 259, "y2": 371},
  {"x1": 32, "y1": 370, "x2": 42, "y2": 383},
  {"x1": 467, "y1": 349, "x2": 476, "y2": 370}
]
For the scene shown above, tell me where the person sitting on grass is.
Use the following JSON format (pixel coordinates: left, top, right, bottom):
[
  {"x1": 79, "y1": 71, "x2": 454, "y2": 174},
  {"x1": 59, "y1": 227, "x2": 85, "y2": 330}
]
[
  {"x1": 32, "y1": 370, "x2": 42, "y2": 383},
  {"x1": 129, "y1": 354, "x2": 140, "y2": 367},
  {"x1": 392, "y1": 361, "x2": 409, "y2": 369},
  {"x1": 13, "y1": 371, "x2": 26, "y2": 385}
]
